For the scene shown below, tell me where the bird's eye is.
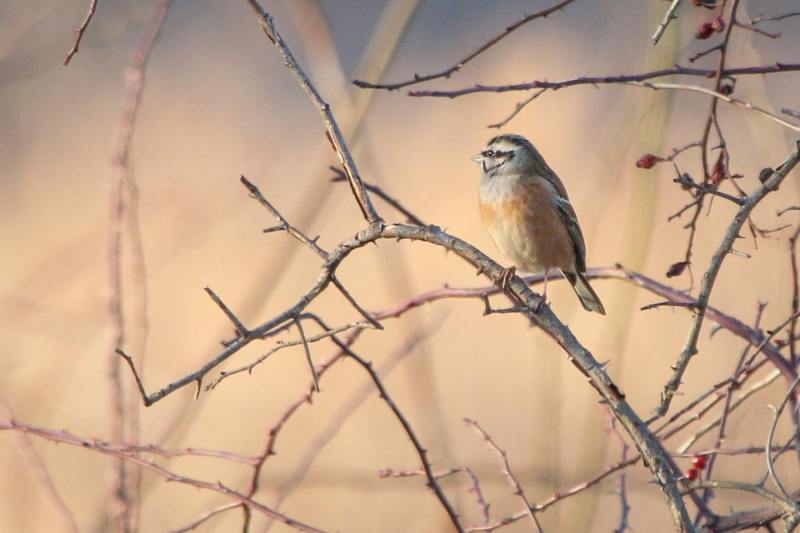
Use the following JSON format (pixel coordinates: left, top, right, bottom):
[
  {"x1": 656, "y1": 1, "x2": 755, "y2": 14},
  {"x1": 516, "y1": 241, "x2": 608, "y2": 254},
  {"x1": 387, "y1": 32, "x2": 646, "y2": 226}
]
[{"x1": 486, "y1": 149, "x2": 495, "y2": 157}]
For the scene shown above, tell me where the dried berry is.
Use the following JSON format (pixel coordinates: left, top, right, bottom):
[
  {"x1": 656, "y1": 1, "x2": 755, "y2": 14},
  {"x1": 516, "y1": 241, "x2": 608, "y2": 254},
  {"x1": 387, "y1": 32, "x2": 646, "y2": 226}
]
[
  {"x1": 759, "y1": 167, "x2": 774, "y2": 183},
  {"x1": 711, "y1": 16, "x2": 725, "y2": 32},
  {"x1": 719, "y1": 83, "x2": 733, "y2": 95},
  {"x1": 636, "y1": 154, "x2": 660, "y2": 169},
  {"x1": 696, "y1": 22, "x2": 714, "y2": 39},
  {"x1": 666, "y1": 261, "x2": 690, "y2": 278},
  {"x1": 710, "y1": 152, "x2": 726, "y2": 186}
]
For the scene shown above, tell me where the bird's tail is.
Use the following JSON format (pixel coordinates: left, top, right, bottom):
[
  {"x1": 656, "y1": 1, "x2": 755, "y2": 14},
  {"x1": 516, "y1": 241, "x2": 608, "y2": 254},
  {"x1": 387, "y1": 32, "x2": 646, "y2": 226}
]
[{"x1": 563, "y1": 270, "x2": 606, "y2": 315}]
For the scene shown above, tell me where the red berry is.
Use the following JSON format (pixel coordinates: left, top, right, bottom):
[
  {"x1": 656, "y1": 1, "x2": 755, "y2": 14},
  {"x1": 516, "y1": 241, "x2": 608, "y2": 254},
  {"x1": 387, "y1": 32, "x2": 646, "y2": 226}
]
[
  {"x1": 636, "y1": 154, "x2": 660, "y2": 169},
  {"x1": 696, "y1": 22, "x2": 714, "y2": 39},
  {"x1": 712, "y1": 16, "x2": 725, "y2": 32},
  {"x1": 686, "y1": 468, "x2": 699, "y2": 481},
  {"x1": 691, "y1": 455, "x2": 708, "y2": 469}
]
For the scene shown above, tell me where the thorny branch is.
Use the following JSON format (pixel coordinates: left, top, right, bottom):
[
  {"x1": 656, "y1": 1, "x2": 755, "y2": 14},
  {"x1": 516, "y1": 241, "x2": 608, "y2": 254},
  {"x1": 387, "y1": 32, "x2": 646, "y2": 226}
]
[
  {"x1": 29, "y1": 1, "x2": 800, "y2": 531},
  {"x1": 658, "y1": 141, "x2": 800, "y2": 416}
]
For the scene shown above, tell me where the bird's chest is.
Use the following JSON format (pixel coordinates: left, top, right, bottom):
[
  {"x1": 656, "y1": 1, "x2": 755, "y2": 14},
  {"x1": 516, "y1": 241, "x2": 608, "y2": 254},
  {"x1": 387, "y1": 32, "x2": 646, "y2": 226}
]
[
  {"x1": 479, "y1": 182, "x2": 538, "y2": 270},
  {"x1": 479, "y1": 178, "x2": 567, "y2": 272}
]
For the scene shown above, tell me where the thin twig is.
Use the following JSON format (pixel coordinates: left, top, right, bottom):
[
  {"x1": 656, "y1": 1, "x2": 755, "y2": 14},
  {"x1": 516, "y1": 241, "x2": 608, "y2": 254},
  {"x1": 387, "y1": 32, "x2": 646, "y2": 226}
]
[
  {"x1": 407, "y1": 63, "x2": 800, "y2": 98},
  {"x1": 64, "y1": 0, "x2": 99, "y2": 65},
  {"x1": 204, "y1": 287, "x2": 248, "y2": 336},
  {"x1": 652, "y1": 0, "x2": 682, "y2": 45},
  {"x1": 765, "y1": 375, "x2": 800, "y2": 503},
  {"x1": 464, "y1": 418, "x2": 544, "y2": 533},
  {"x1": 352, "y1": 0, "x2": 577, "y2": 91},
  {"x1": 657, "y1": 141, "x2": 800, "y2": 416},
  {"x1": 242, "y1": 0, "x2": 381, "y2": 224},
  {"x1": 330, "y1": 167, "x2": 425, "y2": 225},
  {"x1": 0, "y1": 420, "x2": 327, "y2": 533},
  {"x1": 294, "y1": 317, "x2": 319, "y2": 392},
  {"x1": 170, "y1": 502, "x2": 241, "y2": 533},
  {"x1": 631, "y1": 82, "x2": 800, "y2": 132},
  {"x1": 0, "y1": 396, "x2": 79, "y2": 533}
]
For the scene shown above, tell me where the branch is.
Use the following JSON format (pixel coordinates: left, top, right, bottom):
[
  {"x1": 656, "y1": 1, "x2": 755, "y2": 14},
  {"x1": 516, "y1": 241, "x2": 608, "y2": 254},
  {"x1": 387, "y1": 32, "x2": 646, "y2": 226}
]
[
  {"x1": 242, "y1": 0, "x2": 380, "y2": 224},
  {"x1": 407, "y1": 63, "x2": 800, "y2": 98},
  {"x1": 766, "y1": 375, "x2": 800, "y2": 504},
  {"x1": 658, "y1": 141, "x2": 800, "y2": 415},
  {"x1": 0, "y1": 397, "x2": 78, "y2": 533},
  {"x1": 652, "y1": 0, "x2": 682, "y2": 45},
  {"x1": 0, "y1": 420, "x2": 327, "y2": 533},
  {"x1": 330, "y1": 167, "x2": 425, "y2": 225},
  {"x1": 631, "y1": 82, "x2": 800, "y2": 133},
  {"x1": 352, "y1": 0, "x2": 577, "y2": 91},
  {"x1": 464, "y1": 418, "x2": 543, "y2": 532},
  {"x1": 64, "y1": 0, "x2": 99, "y2": 65}
]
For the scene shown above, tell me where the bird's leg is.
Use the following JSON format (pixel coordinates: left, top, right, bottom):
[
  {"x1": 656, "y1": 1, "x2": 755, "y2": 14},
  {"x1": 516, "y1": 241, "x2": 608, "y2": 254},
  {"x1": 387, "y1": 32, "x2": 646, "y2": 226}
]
[
  {"x1": 497, "y1": 266, "x2": 528, "y2": 308},
  {"x1": 498, "y1": 265, "x2": 516, "y2": 291},
  {"x1": 534, "y1": 271, "x2": 549, "y2": 312}
]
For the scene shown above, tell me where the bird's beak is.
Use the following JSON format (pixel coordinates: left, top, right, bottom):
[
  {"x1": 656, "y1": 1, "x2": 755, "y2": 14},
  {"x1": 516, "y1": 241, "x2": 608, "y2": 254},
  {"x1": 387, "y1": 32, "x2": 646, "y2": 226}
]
[{"x1": 471, "y1": 153, "x2": 484, "y2": 163}]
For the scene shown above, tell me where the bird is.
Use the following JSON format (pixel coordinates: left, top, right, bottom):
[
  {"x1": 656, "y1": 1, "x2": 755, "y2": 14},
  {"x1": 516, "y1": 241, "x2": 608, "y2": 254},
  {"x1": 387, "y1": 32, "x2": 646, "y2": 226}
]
[{"x1": 473, "y1": 133, "x2": 605, "y2": 314}]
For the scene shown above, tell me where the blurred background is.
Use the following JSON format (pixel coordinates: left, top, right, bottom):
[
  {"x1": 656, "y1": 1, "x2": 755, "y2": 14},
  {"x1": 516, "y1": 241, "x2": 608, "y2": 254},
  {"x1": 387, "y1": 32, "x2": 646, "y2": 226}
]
[{"x1": 2, "y1": 0, "x2": 800, "y2": 531}]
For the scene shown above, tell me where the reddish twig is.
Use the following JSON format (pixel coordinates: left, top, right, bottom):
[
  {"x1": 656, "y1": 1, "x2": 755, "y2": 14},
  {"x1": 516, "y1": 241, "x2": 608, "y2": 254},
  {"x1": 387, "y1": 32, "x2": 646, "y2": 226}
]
[
  {"x1": 0, "y1": 397, "x2": 78, "y2": 533},
  {"x1": 0, "y1": 420, "x2": 327, "y2": 533},
  {"x1": 106, "y1": 2, "x2": 172, "y2": 528}
]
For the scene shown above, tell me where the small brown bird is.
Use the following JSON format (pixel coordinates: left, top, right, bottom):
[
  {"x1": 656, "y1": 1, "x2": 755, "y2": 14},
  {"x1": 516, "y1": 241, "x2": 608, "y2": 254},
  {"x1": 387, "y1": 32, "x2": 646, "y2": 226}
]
[{"x1": 473, "y1": 133, "x2": 605, "y2": 314}]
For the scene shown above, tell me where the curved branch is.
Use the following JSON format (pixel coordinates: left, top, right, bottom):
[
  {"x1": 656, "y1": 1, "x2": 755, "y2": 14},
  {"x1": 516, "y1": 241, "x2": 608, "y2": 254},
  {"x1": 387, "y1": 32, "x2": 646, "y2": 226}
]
[{"x1": 352, "y1": 0, "x2": 577, "y2": 91}]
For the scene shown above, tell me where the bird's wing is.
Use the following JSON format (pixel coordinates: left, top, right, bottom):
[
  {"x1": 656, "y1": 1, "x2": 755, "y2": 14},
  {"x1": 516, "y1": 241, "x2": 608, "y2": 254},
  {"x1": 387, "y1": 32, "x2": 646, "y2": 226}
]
[{"x1": 554, "y1": 195, "x2": 587, "y2": 273}]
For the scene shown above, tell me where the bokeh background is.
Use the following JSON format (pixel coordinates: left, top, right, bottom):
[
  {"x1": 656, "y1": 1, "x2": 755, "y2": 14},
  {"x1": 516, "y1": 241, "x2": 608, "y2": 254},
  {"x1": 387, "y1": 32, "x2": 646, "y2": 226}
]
[{"x1": 2, "y1": 0, "x2": 800, "y2": 531}]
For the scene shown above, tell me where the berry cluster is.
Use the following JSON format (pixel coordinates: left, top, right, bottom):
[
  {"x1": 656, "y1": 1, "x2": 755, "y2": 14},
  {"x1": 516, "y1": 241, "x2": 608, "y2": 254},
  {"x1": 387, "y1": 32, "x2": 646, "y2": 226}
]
[{"x1": 685, "y1": 455, "x2": 708, "y2": 481}]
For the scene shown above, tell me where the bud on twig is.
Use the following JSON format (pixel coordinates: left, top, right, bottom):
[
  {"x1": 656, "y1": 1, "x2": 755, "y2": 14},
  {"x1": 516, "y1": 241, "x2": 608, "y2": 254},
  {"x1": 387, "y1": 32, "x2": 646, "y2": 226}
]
[
  {"x1": 636, "y1": 154, "x2": 661, "y2": 169},
  {"x1": 696, "y1": 22, "x2": 714, "y2": 40},
  {"x1": 666, "y1": 261, "x2": 689, "y2": 278}
]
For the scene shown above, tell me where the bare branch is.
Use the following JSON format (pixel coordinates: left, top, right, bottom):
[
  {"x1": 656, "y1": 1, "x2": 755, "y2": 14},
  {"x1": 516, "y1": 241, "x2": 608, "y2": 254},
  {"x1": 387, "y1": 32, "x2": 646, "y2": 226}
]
[
  {"x1": 0, "y1": 420, "x2": 327, "y2": 533},
  {"x1": 652, "y1": 0, "x2": 682, "y2": 45},
  {"x1": 353, "y1": 0, "x2": 577, "y2": 91},
  {"x1": 658, "y1": 141, "x2": 800, "y2": 416},
  {"x1": 170, "y1": 502, "x2": 241, "y2": 533},
  {"x1": 242, "y1": 1, "x2": 381, "y2": 224},
  {"x1": 64, "y1": 0, "x2": 99, "y2": 65},
  {"x1": 204, "y1": 287, "x2": 248, "y2": 336},
  {"x1": 330, "y1": 167, "x2": 425, "y2": 225},
  {"x1": 294, "y1": 317, "x2": 320, "y2": 393},
  {"x1": 407, "y1": 63, "x2": 800, "y2": 98},
  {"x1": 464, "y1": 418, "x2": 543, "y2": 532},
  {"x1": 766, "y1": 375, "x2": 800, "y2": 504},
  {"x1": 631, "y1": 82, "x2": 800, "y2": 132}
]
